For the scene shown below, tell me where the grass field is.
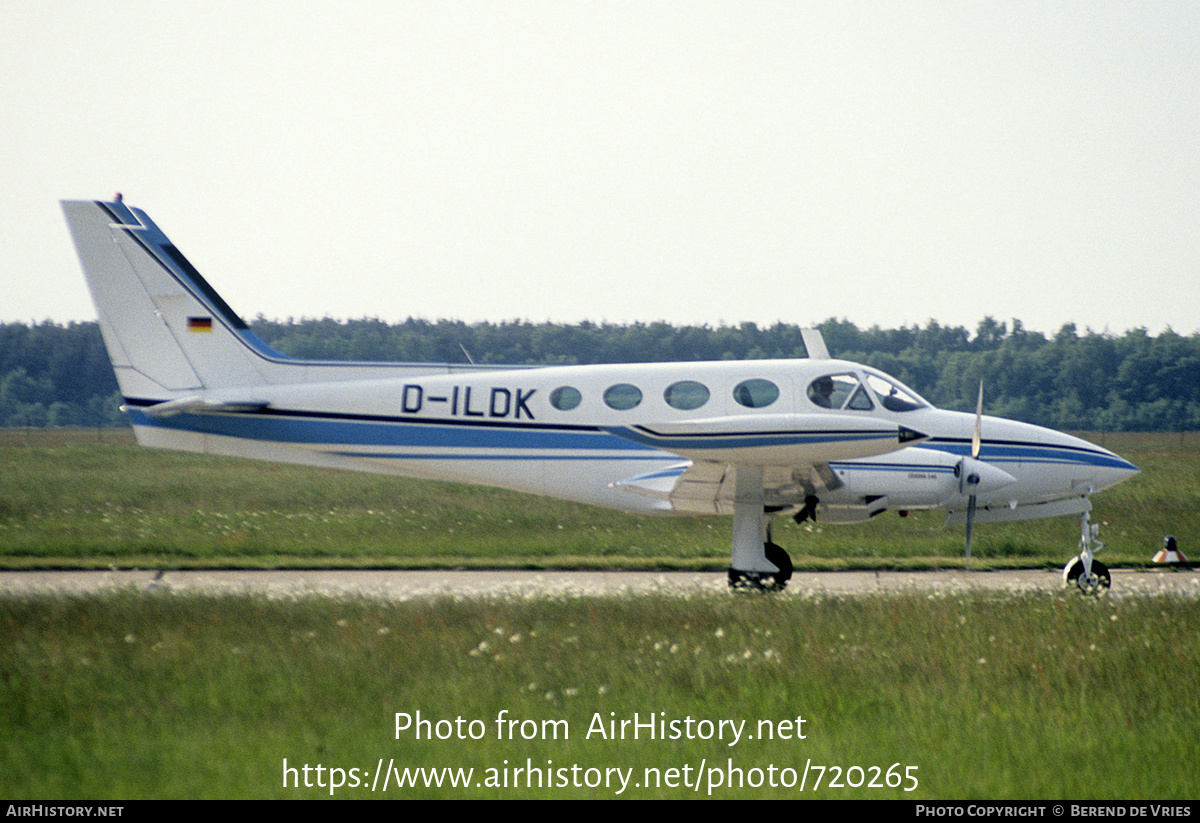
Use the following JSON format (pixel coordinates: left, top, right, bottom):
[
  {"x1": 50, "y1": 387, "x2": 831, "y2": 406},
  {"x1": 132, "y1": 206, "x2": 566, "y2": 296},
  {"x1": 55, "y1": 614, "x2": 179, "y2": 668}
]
[
  {"x1": 3, "y1": 429, "x2": 1199, "y2": 800},
  {"x1": 2, "y1": 429, "x2": 1197, "y2": 570},
  {"x1": 3, "y1": 588, "x2": 1198, "y2": 799}
]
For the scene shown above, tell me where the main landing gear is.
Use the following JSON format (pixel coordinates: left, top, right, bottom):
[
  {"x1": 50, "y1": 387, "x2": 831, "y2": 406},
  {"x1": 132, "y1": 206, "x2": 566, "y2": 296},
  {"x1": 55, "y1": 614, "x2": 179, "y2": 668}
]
[
  {"x1": 1062, "y1": 508, "x2": 1111, "y2": 594},
  {"x1": 727, "y1": 465, "x2": 794, "y2": 592},
  {"x1": 728, "y1": 539, "x2": 793, "y2": 591}
]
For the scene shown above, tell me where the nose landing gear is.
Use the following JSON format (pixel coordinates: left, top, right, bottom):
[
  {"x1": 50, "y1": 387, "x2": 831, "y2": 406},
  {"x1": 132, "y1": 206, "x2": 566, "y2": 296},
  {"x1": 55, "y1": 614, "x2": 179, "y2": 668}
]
[{"x1": 1063, "y1": 508, "x2": 1110, "y2": 594}]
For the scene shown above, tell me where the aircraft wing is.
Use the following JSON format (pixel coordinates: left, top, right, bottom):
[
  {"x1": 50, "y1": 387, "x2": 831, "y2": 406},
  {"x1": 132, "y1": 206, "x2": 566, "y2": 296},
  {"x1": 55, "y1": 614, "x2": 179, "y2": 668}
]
[
  {"x1": 606, "y1": 413, "x2": 916, "y2": 515},
  {"x1": 611, "y1": 460, "x2": 842, "y2": 515},
  {"x1": 945, "y1": 495, "x2": 1092, "y2": 525},
  {"x1": 604, "y1": 413, "x2": 925, "y2": 465}
]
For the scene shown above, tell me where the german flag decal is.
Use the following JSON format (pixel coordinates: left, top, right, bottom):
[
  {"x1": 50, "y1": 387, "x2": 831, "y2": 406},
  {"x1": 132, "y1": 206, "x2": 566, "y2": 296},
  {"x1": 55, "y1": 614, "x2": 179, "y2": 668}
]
[{"x1": 187, "y1": 316, "x2": 213, "y2": 331}]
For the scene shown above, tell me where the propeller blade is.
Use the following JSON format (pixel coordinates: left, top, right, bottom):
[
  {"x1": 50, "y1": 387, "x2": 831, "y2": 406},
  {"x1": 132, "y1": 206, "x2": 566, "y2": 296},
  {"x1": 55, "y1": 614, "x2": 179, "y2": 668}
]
[
  {"x1": 966, "y1": 380, "x2": 983, "y2": 567},
  {"x1": 972, "y1": 380, "x2": 983, "y2": 460},
  {"x1": 965, "y1": 494, "x2": 976, "y2": 567}
]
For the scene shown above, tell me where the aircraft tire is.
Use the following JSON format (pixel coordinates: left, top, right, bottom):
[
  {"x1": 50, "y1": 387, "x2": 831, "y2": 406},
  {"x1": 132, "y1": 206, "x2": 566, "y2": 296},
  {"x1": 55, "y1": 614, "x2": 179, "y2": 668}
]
[
  {"x1": 727, "y1": 569, "x2": 782, "y2": 592},
  {"x1": 1063, "y1": 557, "x2": 1111, "y2": 594},
  {"x1": 764, "y1": 541, "x2": 793, "y2": 586},
  {"x1": 728, "y1": 543, "x2": 792, "y2": 592}
]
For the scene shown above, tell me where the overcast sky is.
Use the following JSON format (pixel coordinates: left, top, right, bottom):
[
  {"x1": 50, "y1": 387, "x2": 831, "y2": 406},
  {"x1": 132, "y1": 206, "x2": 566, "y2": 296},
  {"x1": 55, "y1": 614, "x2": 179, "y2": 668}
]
[{"x1": 5, "y1": 1, "x2": 1198, "y2": 337}]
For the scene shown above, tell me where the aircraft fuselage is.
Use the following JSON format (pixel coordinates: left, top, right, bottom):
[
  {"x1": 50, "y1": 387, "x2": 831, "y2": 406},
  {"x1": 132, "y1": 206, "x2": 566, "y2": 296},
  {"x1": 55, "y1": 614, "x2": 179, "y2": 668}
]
[
  {"x1": 121, "y1": 357, "x2": 1136, "y2": 522},
  {"x1": 63, "y1": 197, "x2": 1139, "y2": 590}
]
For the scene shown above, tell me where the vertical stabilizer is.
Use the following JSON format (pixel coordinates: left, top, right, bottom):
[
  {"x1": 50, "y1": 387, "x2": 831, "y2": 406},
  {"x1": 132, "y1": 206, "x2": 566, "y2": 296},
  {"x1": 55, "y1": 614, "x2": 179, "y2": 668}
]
[{"x1": 62, "y1": 200, "x2": 282, "y2": 398}]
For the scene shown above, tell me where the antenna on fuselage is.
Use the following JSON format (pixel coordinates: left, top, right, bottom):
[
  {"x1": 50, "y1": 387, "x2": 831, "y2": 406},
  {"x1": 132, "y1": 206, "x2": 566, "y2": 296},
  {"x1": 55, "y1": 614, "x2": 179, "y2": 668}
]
[{"x1": 801, "y1": 328, "x2": 830, "y2": 360}]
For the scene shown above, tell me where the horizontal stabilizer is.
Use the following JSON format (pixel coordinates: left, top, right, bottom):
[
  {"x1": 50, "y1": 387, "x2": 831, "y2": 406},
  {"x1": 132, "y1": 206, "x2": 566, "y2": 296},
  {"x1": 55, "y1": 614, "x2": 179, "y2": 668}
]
[{"x1": 128, "y1": 396, "x2": 270, "y2": 418}]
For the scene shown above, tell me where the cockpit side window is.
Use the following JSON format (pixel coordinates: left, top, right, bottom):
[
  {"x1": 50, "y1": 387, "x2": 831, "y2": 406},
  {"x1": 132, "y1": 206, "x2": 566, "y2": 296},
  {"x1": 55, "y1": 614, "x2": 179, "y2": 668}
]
[
  {"x1": 846, "y1": 384, "x2": 874, "y2": 410},
  {"x1": 808, "y1": 373, "x2": 872, "y2": 411},
  {"x1": 864, "y1": 373, "x2": 926, "y2": 412}
]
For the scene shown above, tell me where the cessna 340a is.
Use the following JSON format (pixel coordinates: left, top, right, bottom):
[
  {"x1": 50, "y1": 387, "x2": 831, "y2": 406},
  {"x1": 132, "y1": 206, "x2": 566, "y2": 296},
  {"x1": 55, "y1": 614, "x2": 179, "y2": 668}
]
[{"x1": 62, "y1": 198, "x2": 1139, "y2": 592}]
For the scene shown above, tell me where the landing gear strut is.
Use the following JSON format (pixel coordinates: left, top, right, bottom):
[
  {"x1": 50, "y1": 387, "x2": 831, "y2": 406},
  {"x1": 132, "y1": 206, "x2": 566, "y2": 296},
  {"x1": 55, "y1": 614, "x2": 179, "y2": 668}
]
[
  {"x1": 794, "y1": 495, "x2": 819, "y2": 524},
  {"x1": 1062, "y1": 507, "x2": 1110, "y2": 594},
  {"x1": 727, "y1": 465, "x2": 793, "y2": 591}
]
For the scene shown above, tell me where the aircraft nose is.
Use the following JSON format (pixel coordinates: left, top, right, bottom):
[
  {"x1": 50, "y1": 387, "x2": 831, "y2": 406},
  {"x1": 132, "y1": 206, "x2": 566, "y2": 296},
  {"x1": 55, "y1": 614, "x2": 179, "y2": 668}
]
[
  {"x1": 994, "y1": 420, "x2": 1140, "y2": 497},
  {"x1": 1055, "y1": 433, "x2": 1139, "y2": 493},
  {"x1": 1093, "y1": 451, "x2": 1139, "y2": 491}
]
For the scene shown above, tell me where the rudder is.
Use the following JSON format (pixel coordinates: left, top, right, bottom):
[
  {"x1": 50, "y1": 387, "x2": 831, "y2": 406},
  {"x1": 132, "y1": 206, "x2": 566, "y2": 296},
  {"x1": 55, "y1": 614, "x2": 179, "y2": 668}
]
[{"x1": 62, "y1": 199, "x2": 282, "y2": 398}]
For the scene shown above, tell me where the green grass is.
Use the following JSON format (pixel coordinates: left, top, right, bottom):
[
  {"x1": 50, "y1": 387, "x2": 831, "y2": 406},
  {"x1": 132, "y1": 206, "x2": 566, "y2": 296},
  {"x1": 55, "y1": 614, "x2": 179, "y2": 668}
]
[
  {"x1": 1, "y1": 429, "x2": 1196, "y2": 571},
  {"x1": 2, "y1": 588, "x2": 1197, "y2": 799},
  {"x1": 3, "y1": 430, "x2": 1198, "y2": 800}
]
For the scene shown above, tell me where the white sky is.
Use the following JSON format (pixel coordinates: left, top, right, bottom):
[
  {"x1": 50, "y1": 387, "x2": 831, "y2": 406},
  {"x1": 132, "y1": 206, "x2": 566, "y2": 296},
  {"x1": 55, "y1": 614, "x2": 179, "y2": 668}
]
[{"x1": 4, "y1": 1, "x2": 1199, "y2": 336}]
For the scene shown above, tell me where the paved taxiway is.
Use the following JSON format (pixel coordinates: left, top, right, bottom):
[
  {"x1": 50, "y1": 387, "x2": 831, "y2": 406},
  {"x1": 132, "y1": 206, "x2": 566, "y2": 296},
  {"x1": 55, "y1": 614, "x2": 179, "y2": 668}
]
[{"x1": 2, "y1": 568, "x2": 1197, "y2": 599}]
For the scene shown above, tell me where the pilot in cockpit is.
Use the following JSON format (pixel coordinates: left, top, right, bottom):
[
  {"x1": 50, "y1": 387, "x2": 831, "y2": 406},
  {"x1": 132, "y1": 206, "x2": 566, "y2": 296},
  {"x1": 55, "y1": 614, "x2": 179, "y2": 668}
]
[{"x1": 809, "y1": 375, "x2": 835, "y2": 408}]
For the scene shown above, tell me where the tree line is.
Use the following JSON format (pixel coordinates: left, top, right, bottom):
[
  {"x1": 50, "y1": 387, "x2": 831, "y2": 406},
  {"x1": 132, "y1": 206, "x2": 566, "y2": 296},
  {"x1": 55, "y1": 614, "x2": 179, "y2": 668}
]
[{"x1": 2, "y1": 317, "x2": 1198, "y2": 431}]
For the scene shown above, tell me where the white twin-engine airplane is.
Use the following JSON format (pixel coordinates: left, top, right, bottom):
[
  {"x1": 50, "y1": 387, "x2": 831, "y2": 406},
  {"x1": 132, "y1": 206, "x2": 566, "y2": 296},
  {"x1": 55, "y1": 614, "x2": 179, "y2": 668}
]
[{"x1": 63, "y1": 198, "x2": 1139, "y2": 592}]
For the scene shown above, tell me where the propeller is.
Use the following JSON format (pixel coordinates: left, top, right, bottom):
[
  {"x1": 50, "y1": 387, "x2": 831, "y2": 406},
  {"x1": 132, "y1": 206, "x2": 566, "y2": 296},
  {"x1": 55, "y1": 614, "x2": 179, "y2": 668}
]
[{"x1": 962, "y1": 381, "x2": 984, "y2": 566}]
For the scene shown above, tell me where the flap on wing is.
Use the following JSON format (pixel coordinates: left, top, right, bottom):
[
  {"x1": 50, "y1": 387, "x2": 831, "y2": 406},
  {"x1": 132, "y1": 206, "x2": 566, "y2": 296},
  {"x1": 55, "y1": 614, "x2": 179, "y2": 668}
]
[
  {"x1": 612, "y1": 460, "x2": 842, "y2": 516},
  {"x1": 669, "y1": 461, "x2": 733, "y2": 514},
  {"x1": 609, "y1": 462, "x2": 692, "y2": 499}
]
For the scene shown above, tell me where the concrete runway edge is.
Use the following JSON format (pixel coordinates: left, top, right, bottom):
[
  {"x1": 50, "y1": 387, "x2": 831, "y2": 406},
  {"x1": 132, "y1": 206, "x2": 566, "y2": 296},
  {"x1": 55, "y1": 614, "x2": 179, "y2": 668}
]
[{"x1": 2, "y1": 568, "x2": 1198, "y2": 599}]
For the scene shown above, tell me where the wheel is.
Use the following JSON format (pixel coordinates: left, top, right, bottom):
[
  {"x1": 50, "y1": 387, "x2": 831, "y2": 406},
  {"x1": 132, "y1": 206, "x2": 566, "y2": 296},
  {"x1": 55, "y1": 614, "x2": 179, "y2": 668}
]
[
  {"x1": 727, "y1": 542, "x2": 792, "y2": 592},
  {"x1": 727, "y1": 569, "x2": 782, "y2": 592},
  {"x1": 1063, "y1": 557, "x2": 1111, "y2": 594},
  {"x1": 764, "y1": 541, "x2": 793, "y2": 586}
]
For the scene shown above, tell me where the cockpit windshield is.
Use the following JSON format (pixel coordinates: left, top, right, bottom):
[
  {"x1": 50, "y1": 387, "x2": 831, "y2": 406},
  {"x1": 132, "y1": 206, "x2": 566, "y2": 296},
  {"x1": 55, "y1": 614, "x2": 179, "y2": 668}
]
[
  {"x1": 807, "y1": 373, "x2": 874, "y2": 411},
  {"x1": 863, "y1": 371, "x2": 927, "y2": 411},
  {"x1": 807, "y1": 370, "x2": 927, "y2": 412}
]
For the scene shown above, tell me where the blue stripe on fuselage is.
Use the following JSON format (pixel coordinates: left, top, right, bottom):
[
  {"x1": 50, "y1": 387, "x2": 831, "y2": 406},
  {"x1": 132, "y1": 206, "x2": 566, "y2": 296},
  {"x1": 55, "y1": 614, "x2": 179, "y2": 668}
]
[
  {"x1": 923, "y1": 438, "x2": 1137, "y2": 471},
  {"x1": 607, "y1": 425, "x2": 895, "y2": 451},
  {"x1": 829, "y1": 441, "x2": 1137, "y2": 475},
  {"x1": 124, "y1": 403, "x2": 658, "y2": 453},
  {"x1": 122, "y1": 402, "x2": 1135, "y2": 473},
  {"x1": 329, "y1": 452, "x2": 667, "y2": 461}
]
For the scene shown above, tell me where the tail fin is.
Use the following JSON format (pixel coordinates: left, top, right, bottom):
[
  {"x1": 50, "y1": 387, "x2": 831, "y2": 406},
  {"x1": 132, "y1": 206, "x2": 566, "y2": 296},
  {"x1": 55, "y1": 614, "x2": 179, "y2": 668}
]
[
  {"x1": 61, "y1": 199, "x2": 290, "y2": 398},
  {"x1": 64, "y1": 197, "x2": 504, "y2": 407},
  {"x1": 60, "y1": 199, "x2": 298, "y2": 398}
]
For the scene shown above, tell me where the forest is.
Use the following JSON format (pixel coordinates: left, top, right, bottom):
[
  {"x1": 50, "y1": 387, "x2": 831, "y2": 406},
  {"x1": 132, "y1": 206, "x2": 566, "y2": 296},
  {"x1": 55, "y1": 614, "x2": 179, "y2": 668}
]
[{"x1": 2, "y1": 315, "x2": 1198, "y2": 431}]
